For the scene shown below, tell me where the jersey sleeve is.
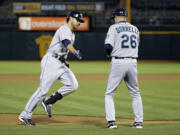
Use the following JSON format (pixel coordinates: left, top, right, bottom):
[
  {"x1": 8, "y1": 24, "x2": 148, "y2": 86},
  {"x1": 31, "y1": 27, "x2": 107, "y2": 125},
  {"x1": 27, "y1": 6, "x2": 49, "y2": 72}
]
[
  {"x1": 59, "y1": 27, "x2": 72, "y2": 42},
  {"x1": 105, "y1": 25, "x2": 115, "y2": 47},
  {"x1": 62, "y1": 39, "x2": 71, "y2": 47}
]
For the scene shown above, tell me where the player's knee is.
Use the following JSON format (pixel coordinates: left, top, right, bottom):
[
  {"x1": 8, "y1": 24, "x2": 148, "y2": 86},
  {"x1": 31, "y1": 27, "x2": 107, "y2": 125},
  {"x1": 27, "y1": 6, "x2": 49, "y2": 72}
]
[
  {"x1": 41, "y1": 86, "x2": 50, "y2": 95},
  {"x1": 71, "y1": 80, "x2": 78, "y2": 91},
  {"x1": 71, "y1": 81, "x2": 78, "y2": 91},
  {"x1": 130, "y1": 90, "x2": 141, "y2": 98},
  {"x1": 105, "y1": 92, "x2": 115, "y2": 97},
  {"x1": 37, "y1": 86, "x2": 49, "y2": 96},
  {"x1": 105, "y1": 88, "x2": 116, "y2": 96}
]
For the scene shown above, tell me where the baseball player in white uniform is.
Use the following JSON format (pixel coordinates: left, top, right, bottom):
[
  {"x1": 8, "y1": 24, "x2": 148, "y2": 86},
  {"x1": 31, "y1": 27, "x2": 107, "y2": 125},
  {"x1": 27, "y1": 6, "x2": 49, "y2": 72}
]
[
  {"x1": 104, "y1": 8, "x2": 143, "y2": 129},
  {"x1": 19, "y1": 11, "x2": 84, "y2": 125}
]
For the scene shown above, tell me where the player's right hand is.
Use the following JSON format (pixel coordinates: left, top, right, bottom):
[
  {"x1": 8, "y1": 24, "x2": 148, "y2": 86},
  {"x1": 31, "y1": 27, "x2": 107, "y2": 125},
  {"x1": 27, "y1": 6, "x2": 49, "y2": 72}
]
[{"x1": 74, "y1": 50, "x2": 82, "y2": 60}]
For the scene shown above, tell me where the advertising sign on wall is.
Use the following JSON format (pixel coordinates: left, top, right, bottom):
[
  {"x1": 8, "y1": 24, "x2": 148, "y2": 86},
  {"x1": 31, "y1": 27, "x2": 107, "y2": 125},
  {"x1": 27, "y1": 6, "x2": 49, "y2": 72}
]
[
  {"x1": 13, "y1": 2, "x2": 41, "y2": 13},
  {"x1": 13, "y1": 2, "x2": 104, "y2": 13},
  {"x1": 18, "y1": 17, "x2": 90, "y2": 31}
]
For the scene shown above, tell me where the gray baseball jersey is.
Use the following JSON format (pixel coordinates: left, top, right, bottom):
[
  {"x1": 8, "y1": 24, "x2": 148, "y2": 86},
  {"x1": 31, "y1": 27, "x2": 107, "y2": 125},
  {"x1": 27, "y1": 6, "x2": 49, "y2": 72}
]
[
  {"x1": 48, "y1": 24, "x2": 75, "y2": 58},
  {"x1": 19, "y1": 24, "x2": 78, "y2": 119},
  {"x1": 105, "y1": 21, "x2": 143, "y2": 123},
  {"x1": 105, "y1": 22, "x2": 139, "y2": 58}
]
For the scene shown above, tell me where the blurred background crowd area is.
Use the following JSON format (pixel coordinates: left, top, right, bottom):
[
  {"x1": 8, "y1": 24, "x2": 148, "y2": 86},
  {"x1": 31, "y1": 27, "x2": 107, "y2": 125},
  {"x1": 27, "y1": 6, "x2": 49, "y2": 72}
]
[{"x1": 0, "y1": 0, "x2": 180, "y2": 31}]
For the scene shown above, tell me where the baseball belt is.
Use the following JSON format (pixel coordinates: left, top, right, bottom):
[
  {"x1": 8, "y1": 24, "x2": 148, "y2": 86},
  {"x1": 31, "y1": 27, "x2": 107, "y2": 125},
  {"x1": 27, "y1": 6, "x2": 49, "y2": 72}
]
[
  {"x1": 114, "y1": 56, "x2": 137, "y2": 59},
  {"x1": 52, "y1": 53, "x2": 69, "y2": 68}
]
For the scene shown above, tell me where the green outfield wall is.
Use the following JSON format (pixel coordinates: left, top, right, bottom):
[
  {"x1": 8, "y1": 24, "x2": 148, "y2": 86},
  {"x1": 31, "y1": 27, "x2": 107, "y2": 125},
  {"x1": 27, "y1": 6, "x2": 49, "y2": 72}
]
[{"x1": 0, "y1": 31, "x2": 180, "y2": 60}]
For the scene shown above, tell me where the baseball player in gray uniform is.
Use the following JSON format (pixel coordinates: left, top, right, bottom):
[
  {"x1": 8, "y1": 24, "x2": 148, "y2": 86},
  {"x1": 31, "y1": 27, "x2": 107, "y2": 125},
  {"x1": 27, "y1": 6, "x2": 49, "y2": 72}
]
[
  {"x1": 104, "y1": 8, "x2": 143, "y2": 129},
  {"x1": 19, "y1": 11, "x2": 84, "y2": 125}
]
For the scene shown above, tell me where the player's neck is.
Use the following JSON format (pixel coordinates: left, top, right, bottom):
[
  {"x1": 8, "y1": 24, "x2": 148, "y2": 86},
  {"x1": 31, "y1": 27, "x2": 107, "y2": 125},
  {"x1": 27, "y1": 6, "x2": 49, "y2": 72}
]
[
  {"x1": 115, "y1": 19, "x2": 126, "y2": 24},
  {"x1": 115, "y1": 16, "x2": 126, "y2": 24},
  {"x1": 67, "y1": 23, "x2": 74, "y2": 32}
]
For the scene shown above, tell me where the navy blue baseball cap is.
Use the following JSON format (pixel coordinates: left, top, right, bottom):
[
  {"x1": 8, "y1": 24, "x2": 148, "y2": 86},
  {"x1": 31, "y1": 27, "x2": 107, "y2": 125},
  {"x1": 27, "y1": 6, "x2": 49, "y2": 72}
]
[
  {"x1": 112, "y1": 8, "x2": 128, "y2": 19},
  {"x1": 67, "y1": 11, "x2": 85, "y2": 23}
]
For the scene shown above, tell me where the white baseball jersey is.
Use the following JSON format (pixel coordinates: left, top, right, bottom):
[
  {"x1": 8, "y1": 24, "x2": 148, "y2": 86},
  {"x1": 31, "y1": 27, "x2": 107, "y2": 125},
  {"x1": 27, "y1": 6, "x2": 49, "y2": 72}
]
[
  {"x1": 48, "y1": 24, "x2": 75, "y2": 58},
  {"x1": 105, "y1": 22, "x2": 139, "y2": 58}
]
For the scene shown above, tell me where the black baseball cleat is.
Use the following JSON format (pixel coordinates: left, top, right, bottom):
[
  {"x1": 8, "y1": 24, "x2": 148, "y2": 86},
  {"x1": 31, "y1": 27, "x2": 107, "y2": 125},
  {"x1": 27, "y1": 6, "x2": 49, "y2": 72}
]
[
  {"x1": 42, "y1": 98, "x2": 52, "y2": 117},
  {"x1": 132, "y1": 122, "x2": 143, "y2": 128},
  {"x1": 107, "y1": 121, "x2": 117, "y2": 129},
  {"x1": 18, "y1": 117, "x2": 35, "y2": 126}
]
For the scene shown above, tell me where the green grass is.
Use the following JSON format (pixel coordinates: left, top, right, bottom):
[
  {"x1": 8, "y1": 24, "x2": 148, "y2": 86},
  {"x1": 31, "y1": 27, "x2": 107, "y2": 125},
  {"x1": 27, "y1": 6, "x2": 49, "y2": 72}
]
[
  {"x1": 0, "y1": 81, "x2": 179, "y2": 120},
  {"x1": 0, "y1": 61, "x2": 180, "y2": 135},
  {"x1": 138, "y1": 62, "x2": 180, "y2": 74},
  {"x1": 0, "y1": 124, "x2": 180, "y2": 135},
  {"x1": 0, "y1": 61, "x2": 41, "y2": 74},
  {"x1": 0, "y1": 61, "x2": 180, "y2": 74}
]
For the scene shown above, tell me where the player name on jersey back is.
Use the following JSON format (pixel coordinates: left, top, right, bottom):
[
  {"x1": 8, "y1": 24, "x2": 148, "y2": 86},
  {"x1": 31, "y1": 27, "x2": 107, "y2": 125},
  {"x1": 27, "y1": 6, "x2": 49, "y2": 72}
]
[{"x1": 115, "y1": 26, "x2": 138, "y2": 34}]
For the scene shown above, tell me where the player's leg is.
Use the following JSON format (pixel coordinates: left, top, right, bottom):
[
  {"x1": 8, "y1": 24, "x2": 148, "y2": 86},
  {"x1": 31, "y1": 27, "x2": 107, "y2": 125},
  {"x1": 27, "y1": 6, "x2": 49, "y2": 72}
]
[
  {"x1": 124, "y1": 63, "x2": 143, "y2": 126},
  {"x1": 19, "y1": 55, "x2": 61, "y2": 121},
  {"x1": 43, "y1": 68, "x2": 78, "y2": 107},
  {"x1": 105, "y1": 63, "x2": 125, "y2": 128},
  {"x1": 57, "y1": 68, "x2": 78, "y2": 96}
]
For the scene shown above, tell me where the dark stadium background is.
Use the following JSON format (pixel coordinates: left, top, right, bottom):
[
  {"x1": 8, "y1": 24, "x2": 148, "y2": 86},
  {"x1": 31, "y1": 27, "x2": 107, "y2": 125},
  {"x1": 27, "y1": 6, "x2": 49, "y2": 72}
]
[{"x1": 0, "y1": 0, "x2": 180, "y2": 60}]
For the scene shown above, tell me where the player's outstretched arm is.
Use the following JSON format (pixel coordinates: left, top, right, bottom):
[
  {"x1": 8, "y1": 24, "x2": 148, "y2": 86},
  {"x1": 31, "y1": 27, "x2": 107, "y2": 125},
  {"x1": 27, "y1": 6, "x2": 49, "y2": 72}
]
[
  {"x1": 62, "y1": 39, "x2": 82, "y2": 60},
  {"x1": 67, "y1": 44, "x2": 82, "y2": 60}
]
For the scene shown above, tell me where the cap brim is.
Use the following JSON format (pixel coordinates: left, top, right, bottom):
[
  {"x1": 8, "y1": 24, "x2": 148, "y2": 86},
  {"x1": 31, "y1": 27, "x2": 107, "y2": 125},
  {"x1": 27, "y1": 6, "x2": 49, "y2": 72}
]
[{"x1": 77, "y1": 19, "x2": 85, "y2": 23}]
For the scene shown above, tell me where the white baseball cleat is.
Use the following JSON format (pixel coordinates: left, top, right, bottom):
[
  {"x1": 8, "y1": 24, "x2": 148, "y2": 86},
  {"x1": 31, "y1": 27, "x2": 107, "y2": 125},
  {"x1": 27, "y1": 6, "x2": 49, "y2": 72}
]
[
  {"x1": 107, "y1": 121, "x2": 117, "y2": 129},
  {"x1": 18, "y1": 117, "x2": 35, "y2": 125},
  {"x1": 132, "y1": 122, "x2": 143, "y2": 128}
]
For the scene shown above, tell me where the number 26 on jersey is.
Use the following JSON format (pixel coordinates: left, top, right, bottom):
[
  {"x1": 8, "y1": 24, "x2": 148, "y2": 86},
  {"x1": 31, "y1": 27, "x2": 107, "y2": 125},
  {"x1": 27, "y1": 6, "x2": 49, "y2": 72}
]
[{"x1": 121, "y1": 34, "x2": 137, "y2": 49}]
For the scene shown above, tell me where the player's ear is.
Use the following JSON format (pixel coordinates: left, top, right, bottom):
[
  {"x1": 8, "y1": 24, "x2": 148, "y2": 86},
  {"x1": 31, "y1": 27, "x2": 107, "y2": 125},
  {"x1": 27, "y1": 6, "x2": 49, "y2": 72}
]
[
  {"x1": 69, "y1": 17, "x2": 74, "y2": 22},
  {"x1": 68, "y1": 17, "x2": 72, "y2": 22}
]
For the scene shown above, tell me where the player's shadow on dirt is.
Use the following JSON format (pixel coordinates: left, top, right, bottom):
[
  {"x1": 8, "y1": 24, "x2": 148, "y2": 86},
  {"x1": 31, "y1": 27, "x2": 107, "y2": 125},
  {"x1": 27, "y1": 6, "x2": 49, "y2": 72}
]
[
  {"x1": 78, "y1": 120, "x2": 106, "y2": 128},
  {"x1": 32, "y1": 115, "x2": 106, "y2": 127},
  {"x1": 32, "y1": 116, "x2": 67, "y2": 124}
]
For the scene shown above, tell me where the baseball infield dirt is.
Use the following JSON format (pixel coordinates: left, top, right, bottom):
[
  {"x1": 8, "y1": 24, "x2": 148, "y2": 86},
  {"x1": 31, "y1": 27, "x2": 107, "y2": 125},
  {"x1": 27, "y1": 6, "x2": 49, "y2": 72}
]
[{"x1": 0, "y1": 114, "x2": 180, "y2": 126}]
